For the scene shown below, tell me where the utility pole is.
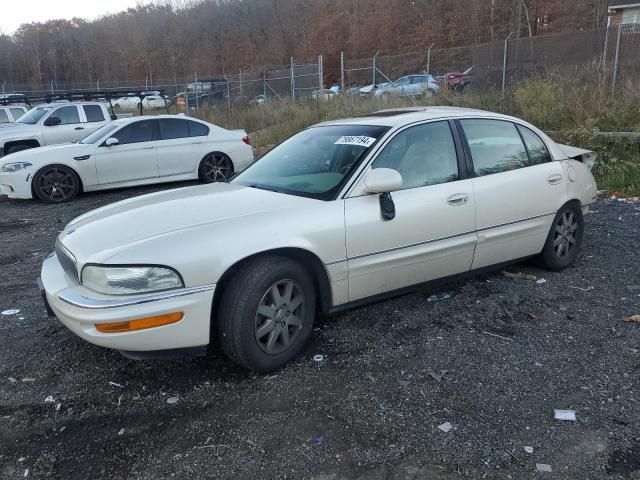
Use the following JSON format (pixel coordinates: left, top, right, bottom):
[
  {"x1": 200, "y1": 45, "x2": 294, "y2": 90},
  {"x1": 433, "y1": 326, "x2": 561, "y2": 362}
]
[{"x1": 373, "y1": 51, "x2": 380, "y2": 89}]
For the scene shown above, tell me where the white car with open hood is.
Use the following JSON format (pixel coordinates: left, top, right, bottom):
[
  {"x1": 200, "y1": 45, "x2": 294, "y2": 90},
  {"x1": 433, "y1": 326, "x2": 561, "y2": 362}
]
[
  {"x1": 0, "y1": 115, "x2": 253, "y2": 202},
  {"x1": 39, "y1": 107, "x2": 597, "y2": 371}
]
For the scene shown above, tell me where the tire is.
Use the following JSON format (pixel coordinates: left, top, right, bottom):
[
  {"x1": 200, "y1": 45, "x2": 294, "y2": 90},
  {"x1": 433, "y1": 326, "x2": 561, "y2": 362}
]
[
  {"x1": 6, "y1": 144, "x2": 33, "y2": 155},
  {"x1": 216, "y1": 256, "x2": 317, "y2": 372},
  {"x1": 198, "y1": 152, "x2": 233, "y2": 183},
  {"x1": 32, "y1": 165, "x2": 80, "y2": 203},
  {"x1": 540, "y1": 202, "x2": 584, "y2": 271}
]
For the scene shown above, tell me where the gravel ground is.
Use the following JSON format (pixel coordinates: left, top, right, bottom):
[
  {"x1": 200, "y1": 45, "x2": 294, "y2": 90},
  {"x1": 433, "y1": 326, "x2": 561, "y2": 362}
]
[{"x1": 0, "y1": 183, "x2": 639, "y2": 480}]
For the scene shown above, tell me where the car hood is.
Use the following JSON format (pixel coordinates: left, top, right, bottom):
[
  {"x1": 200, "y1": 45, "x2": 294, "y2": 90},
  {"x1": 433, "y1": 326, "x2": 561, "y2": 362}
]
[
  {"x1": 0, "y1": 123, "x2": 40, "y2": 138},
  {"x1": 58, "y1": 183, "x2": 320, "y2": 264},
  {"x1": 1, "y1": 143, "x2": 92, "y2": 162}
]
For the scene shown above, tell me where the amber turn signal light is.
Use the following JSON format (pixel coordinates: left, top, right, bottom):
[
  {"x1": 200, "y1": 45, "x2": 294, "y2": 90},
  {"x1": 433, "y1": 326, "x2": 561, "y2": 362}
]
[{"x1": 95, "y1": 312, "x2": 183, "y2": 333}]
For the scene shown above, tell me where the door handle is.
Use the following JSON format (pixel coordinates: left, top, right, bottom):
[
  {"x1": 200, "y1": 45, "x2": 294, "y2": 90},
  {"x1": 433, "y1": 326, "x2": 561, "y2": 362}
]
[
  {"x1": 191, "y1": 141, "x2": 202, "y2": 144},
  {"x1": 74, "y1": 127, "x2": 84, "y2": 130},
  {"x1": 547, "y1": 174, "x2": 563, "y2": 185},
  {"x1": 141, "y1": 146, "x2": 155, "y2": 150},
  {"x1": 447, "y1": 193, "x2": 469, "y2": 206}
]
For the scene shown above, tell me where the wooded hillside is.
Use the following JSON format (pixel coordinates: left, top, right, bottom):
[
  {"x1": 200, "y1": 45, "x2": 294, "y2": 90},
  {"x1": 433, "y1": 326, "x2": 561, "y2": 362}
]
[{"x1": 0, "y1": 0, "x2": 609, "y2": 89}]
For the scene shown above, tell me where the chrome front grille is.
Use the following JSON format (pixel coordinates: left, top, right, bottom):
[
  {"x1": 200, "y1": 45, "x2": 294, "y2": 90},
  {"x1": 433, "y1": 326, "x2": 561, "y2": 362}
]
[{"x1": 55, "y1": 240, "x2": 78, "y2": 283}]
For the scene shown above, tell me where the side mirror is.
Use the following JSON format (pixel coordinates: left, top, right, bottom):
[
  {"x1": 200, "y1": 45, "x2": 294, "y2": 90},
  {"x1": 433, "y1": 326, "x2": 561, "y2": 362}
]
[
  {"x1": 364, "y1": 168, "x2": 403, "y2": 194},
  {"x1": 44, "y1": 116, "x2": 61, "y2": 127},
  {"x1": 105, "y1": 137, "x2": 119, "y2": 147}
]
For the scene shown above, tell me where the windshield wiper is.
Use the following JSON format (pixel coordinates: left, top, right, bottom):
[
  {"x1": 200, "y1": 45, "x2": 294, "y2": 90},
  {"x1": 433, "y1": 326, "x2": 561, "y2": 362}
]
[{"x1": 246, "y1": 184, "x2": 281, "y2": 193}]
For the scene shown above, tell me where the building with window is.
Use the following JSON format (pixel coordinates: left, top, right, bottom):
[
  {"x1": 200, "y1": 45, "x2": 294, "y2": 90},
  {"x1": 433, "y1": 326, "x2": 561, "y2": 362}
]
[{"x1": 609, "y1": 1, "x2": 640, "y2": 25}]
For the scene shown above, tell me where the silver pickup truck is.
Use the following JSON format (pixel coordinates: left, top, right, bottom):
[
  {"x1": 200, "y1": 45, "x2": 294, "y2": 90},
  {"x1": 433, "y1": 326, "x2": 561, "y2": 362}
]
[{"x1": 0, "y1": 102, "x2": 112, "y2": 158}]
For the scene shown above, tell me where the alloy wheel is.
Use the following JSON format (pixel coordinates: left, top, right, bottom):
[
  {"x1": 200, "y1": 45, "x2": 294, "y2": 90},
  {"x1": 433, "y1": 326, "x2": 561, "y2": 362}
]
[
  {"x1": 37, "y1": 168, "x2": 77, "y2": 202},
  {"x1": 553, "y1": 210, "x2": 578, "y2": 258},
  {"x1": 203, "y1": 154, "x2": 231, "y2": 182},
  {"x1": 254, "y1": 279, "x2": 306, "y2": 355}
]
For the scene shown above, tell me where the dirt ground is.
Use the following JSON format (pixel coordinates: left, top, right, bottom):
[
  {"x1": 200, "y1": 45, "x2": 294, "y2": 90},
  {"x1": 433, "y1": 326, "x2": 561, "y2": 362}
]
[{"x1": 0, "y1": 182, "x2": 639, "y2": 480}]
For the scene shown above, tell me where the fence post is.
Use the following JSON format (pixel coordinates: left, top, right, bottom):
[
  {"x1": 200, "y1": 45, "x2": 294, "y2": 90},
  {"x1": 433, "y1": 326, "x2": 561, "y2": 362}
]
[
  {"x1": 611, "y1": 24, "x2": 623, "y2": 96},
  {"x1": 318, "y1": 54, "x2": 323, "y2": 91},
  {"x1": 185, "y1": 85, "x2": 190, "y2": 116},
  {"x1": 263, "y1": 68, "x2": 267, "y2": 98},
  {"x1": 290, "y1": 56, "x2": 295, "y2": 100},
  {"x1": 502, "y1": 32, "x2": 513, "y2": 96},
  {"x1": 340, "y1": 51, "x2": 345, "y2": 92},
  {"x1": 226, "y1": 77, "x2": 231, "y2": 111},
  {"x1": 426, "y1": 43, "x2": 434, "y2": 79},
  {"x1": 373, "y1": 51, "x2": 379, "y2": 88},
  {"x1": 239, "y1": 69, "x2": 243, "y2": 98}
]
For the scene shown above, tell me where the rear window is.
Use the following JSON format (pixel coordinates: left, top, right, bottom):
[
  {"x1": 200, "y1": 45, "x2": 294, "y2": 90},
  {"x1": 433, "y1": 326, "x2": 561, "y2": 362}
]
[
  {"x1": 83, "y1": 105, "x2": 105, "y2": 122},
  {"x1": 188, "y1": 121, "x2": 209, "y2": 137},
  {"x1": 158, "y1": 119, "x2": 189, "y2": 140},
  {"x1": 0, "y1": 110, "x2": 9, "y2": 123}
]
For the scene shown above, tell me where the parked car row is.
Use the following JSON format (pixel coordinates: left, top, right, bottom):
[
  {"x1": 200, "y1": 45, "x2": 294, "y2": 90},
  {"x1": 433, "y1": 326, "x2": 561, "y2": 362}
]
[
  {"x1": 16, "y1": 105, "x2": 598, "y2": 373},
  {"x1": 0, "y1": 109, "x2": 253, "y2": 203}
]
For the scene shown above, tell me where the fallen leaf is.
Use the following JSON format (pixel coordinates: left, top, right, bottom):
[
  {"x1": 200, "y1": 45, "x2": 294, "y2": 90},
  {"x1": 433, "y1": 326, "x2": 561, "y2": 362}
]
[{"x1": 624, "y1": 315, "x2": 640, "y2": 323}]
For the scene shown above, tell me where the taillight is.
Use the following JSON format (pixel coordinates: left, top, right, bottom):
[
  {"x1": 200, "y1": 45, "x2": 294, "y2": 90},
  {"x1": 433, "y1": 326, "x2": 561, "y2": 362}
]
[{"x1": 242, "y1": 135, "x2": 250, "y2": 146}]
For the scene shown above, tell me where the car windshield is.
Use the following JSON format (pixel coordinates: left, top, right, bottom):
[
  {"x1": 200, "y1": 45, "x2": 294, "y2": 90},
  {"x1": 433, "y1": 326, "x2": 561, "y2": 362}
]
[
  {"x1": 232, "y1": 124, "x2": 389, "y2": 200},
  {"x1": 17, "y1": 107, "x2": 51, "y2": 125},
  {"x1": 80, "y1": 123, "x2": 120, "y2": 144}
]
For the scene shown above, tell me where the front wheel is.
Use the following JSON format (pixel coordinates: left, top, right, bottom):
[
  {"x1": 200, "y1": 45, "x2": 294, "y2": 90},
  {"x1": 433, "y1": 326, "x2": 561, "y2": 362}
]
[
  {"x1": 32, "y1": 165, "x2": 80, "y2": 203},
  {"x1": 540, "y1": 203, "x2": 584, "y2": 271},
  {"x1": 216, "y1": 256, "x2": 316, "y2": 372},
  {"x1": 198, "y1": 152, "x2": 233, "y2": 183}
]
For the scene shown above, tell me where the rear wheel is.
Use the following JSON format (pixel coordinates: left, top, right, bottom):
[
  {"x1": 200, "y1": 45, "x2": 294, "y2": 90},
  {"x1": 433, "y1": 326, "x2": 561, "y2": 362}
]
[
  {"x1": 216, "y1": 256, "x2": 316, "y2": 372},
  {"x1": 540, "y1": 203, "x2": 584, "y2": 271},
  {"x1": 198, "y1": 152, "x2": 233, "y2": 183},
  {"x1": 32, "y1": 165, "x2": 80, "y2": 203}
]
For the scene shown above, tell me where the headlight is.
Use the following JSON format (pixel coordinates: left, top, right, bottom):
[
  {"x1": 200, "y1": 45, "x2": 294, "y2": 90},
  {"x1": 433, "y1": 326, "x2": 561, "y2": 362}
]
[
  {"x1": 81, "y1": 265, "x2": 184, "y2": 295},
  {"x1": 1, "y1": 162, "x2": 32, "y2": 173}
]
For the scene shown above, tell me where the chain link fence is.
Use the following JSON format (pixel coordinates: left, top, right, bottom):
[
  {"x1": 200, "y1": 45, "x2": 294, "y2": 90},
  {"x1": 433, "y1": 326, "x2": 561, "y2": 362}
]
[
  {"x1": 342, "y1": 25, "x2": 640, "y2": 97},
  {"x1": 0, "y1": 57, "x2": 324, "y2": 110}
]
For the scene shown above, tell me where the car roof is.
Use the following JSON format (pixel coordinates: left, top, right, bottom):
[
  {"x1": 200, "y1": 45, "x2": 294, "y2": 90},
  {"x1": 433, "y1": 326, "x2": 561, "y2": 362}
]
[
  {"x1": 34, "y1": 101, "x2": 107, "y2": 108},
  {"x1": 315, "y1": 106, "x2": 522, "y2": 127},
  {"x1": 111, "y1": 114, "x2": 206, "y2": 126}
]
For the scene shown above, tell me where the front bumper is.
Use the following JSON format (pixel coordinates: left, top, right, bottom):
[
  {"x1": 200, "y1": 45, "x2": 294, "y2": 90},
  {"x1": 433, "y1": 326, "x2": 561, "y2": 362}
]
[
  {"x1": 40, "y1": 254, "x2": 215, "y2": 352},
  {"x1": 0, "y1": 170, "x2": 33, "y2": 199}
]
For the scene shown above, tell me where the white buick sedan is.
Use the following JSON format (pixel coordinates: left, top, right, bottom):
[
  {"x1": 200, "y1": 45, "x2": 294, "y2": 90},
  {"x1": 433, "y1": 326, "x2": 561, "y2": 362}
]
[
  {"x1": 0, "y1": 115, "x2": 253, "y2": 202},
  {"x1": 40, "y1": 107, "x2": 597, "y2": 371}
]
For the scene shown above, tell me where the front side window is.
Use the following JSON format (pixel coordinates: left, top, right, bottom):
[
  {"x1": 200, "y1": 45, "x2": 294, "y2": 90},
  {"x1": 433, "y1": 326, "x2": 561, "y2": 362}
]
[
  {"x1": 0, "y1": 110, "x2": 9, "y2": 123},
  {"x1": 517, "y1": 125, "x2": 552, "y2": 165},
  {"x1": 394, "y1": 77, "x2": 410, "y2": 87},
  {"x1": 158, "y1": 119, "x2": 189, "y2": 140},
  {"x1": 372, "y1": 121, "x2": 459, "y2": 189},
  {"x1": 10, "y1": 108, "x2": 25, "y2": 120},
  {"x1": 83, "y1": 105, "x2": 105, "y2": 122},
  {"x1": 52, "y1": 106, "x2": 80, "y2": 125},
  {"x1": 233, "y1": 125, "x2": 389, "y2": 200},
  {"x1": 111, "y1": 121, "x2": 154, "y2": 145},
  {"x1": 460, "y1": 119, "x2": 529, "y2": 176}
]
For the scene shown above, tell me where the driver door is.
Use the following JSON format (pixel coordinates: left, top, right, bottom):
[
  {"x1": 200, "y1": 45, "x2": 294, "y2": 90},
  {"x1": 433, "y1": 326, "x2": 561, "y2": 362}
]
[
  {"x1": 93, "y1": 120, "x2": 159, "y2": 185},
  {"x1": 42, "y1": 105, "x2": 87, "y2": 144},
  {"x1": 344, "y1": 121, "x2": 477, "y2": 301}
]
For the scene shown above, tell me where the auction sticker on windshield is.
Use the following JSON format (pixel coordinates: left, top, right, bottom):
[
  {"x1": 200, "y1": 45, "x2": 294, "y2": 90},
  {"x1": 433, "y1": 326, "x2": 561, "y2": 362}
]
[{"x1": 335, "y1": 136, "x2": 377, "y2": 147}]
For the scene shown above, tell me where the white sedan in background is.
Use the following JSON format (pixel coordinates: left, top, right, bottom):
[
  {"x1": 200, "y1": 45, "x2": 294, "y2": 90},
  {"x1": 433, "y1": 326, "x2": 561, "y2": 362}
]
[
  {"x1": 0, "y1": 115, "x2": 253, "y2": 202},
  {"x1": 113, "y1": 94, "x2": 170, "y2": 111},
  {"x1": 40, "y1": 107, "x2": 597, "y2": 371}
]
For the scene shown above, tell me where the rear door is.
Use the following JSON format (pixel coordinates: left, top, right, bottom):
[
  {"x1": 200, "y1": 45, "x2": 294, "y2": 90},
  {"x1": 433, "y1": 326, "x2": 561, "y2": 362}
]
[
  {"x1": 156, "y1": 118, "x2": 205, "y2": 176},
  {"x1": 457, "y1": 118, "x2": 564, "y2": 269},
  {"x1": 42, "y1": 105, "x2": 87, "y2": 144},
  {"x1": 93, "y1": 120, "x2": 159, "y2": 184},
  {"x1": 81, "y1": 104, "x2": 109, "y2": 135}
]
